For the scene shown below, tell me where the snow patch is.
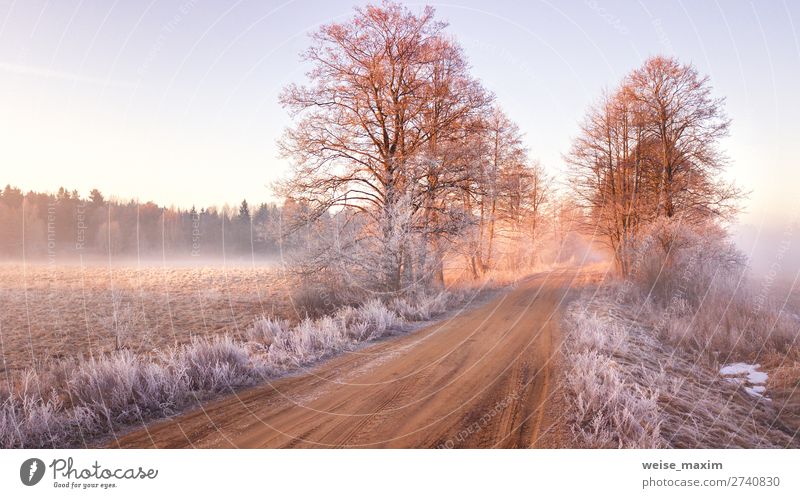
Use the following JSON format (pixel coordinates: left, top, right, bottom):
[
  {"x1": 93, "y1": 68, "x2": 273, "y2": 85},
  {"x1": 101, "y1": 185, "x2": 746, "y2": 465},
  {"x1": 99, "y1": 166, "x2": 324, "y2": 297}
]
[
  {"x1": 720, "y1": 362, "x2": 769, "y2": 398},
  {"x1": 745, "y1": 385, "x2": 766, "y2": 397}
]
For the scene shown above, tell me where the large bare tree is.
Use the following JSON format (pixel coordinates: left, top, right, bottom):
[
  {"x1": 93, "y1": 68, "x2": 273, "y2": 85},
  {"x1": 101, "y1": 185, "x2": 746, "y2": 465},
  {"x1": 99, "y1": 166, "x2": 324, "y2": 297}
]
[
  {"x1": 628, "y1": 56, "x2": 739, "y2": 221},
  {"x1": 567, "y1": 56, "x2": 743, "y2": 275},
  {"x1": 277, "y1": 2, "x2": 489, "y2": 292}
]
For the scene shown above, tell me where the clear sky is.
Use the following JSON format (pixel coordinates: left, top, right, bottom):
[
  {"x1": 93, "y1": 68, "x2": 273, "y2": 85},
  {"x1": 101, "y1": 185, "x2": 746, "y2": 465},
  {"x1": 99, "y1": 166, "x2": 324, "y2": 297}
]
[{"x1": 1, "y1": 0, "x2": 799, "y2": 264}]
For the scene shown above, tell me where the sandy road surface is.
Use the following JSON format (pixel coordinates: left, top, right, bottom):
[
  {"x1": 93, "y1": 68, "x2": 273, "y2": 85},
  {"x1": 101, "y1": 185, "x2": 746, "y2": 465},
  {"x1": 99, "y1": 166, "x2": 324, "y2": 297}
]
[{"x1": 111, "y1": 269, "x2": 589, "y2": 448}]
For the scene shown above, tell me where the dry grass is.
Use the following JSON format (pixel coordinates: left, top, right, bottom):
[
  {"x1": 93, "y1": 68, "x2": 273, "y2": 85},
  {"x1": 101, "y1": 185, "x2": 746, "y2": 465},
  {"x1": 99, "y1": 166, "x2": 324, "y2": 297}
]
[
  {"x1": 561, "y1": 287, "x2": 800, "y2": 448},
  {"x1": 560, "y1": 220, "x2": 800, "y2": 448},
  {"x1": 0, "y1": 336, "x2": 270, "y2": 448},
  {"x1": 0, "y1": 263, "x2": 293, "y2": 374}
]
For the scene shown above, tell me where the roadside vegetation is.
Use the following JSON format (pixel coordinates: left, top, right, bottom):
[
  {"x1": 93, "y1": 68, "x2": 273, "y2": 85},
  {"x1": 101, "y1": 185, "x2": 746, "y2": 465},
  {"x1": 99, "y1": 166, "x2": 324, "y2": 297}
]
[
  {"x1": 559, "y1": 56, "x2": 799, "y2": 447},
  {"x1": 1, "y1": 286, "x2": 495, "y2": 448},
  {"x1": 561, "y1": 221, "x2": 799, "y2": 448}
]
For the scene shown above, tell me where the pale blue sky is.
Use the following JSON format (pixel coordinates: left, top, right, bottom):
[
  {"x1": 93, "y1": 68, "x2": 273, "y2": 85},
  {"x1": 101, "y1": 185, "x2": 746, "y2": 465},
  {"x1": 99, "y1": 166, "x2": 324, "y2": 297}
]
[{"x1": 1, "y1": 0, "x2": 798, "y2": 246}]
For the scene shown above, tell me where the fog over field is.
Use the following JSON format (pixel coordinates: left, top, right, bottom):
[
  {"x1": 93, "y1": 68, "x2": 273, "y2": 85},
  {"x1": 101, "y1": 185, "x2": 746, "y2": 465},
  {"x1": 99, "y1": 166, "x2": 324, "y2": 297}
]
[{"x1": 734, "y1": 222, "x2": 800, "y2": 277}]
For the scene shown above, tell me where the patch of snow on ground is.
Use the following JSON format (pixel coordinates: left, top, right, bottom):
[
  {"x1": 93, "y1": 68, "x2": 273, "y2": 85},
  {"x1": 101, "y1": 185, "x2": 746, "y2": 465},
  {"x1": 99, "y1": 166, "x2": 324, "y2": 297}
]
[
  {"x1": 720, "y1": 362, "x2": 769, "y2": 398},
  {"x1": 745, "y1": 385, "x2": 766, "y2": 396}
]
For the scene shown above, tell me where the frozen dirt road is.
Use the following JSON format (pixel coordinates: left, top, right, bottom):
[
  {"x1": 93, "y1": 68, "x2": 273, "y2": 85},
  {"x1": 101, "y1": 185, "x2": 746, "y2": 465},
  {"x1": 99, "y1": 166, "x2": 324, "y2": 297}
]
[{"x1": 111, "y1": 269, "x2": 590, "y2": 448}]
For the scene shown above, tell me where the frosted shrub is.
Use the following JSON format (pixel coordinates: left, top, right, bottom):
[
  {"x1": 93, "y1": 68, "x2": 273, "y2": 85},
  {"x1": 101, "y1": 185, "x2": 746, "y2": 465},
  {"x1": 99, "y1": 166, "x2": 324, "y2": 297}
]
[
  {"x1": 0, "y1": 391, "x2": 65, "y2": 449},
  {"x1": 0, "y1": 371, "x2": 71, "y2": 448},
  {"x1": 245, "y1": 316, "x2": 289, "y2": 345},
  {"x1": 356, "y1": 299, "x2": 401, "y2": 337},
  {"x1": 336, "y1": 299, "x2": 403, "y2": 342},
  {"x1": 269, "y1": 318, "x2": 326, "y2": 366},
  {"x1": 132, "y1": 361, "x2": 186, "y2": 414},
  {"x1": 66, "y1": 347, "x2": 228, "y2": 431},
  {"x1": 265, "y1": 298, "x2": 412, "y2": 367},
  {"x1": 565, "y1": 309, "x2": 628, "y2": 353},
  {"x1": 633, "y1": 218, "x2": 746, "y2": 307},
  {"x1": 176, "y1": 336, "x2": 263, "y2": 393},
  {"x1": 268, "y1": 313, "x2": 358, "y2": 367},
  {"x1": 68, "y1": 351, "x2": 151, "y2": 428},
  {"x1": 0, "y1": 395, "x2": 20, "y2": 448},
  {"x1": 622, "y1": 218, "x2": 799, "y2": 358},
  {"x1": 389, "y1": 292, "x2": 449, "y2": 321},
  {"x1": 334, "y1": 306, "x2": 372, "y2": 341},
  {"x1": 305, "y1": 316, "x2": 348, "y2": 354},
  {"x1": 0, "y1": 335, "x2": 274, "y2": 447}
]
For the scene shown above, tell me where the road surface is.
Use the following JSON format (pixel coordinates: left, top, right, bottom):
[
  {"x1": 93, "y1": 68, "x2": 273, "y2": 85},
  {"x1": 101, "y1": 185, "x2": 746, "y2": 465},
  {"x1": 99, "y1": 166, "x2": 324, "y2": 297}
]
[{"x1": 111, "y1": 269, "x2": 587, "y2": 448}]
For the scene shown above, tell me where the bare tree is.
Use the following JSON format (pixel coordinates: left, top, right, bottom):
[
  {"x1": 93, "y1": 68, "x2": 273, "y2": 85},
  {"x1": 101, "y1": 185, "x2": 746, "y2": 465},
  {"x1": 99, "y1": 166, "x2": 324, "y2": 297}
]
[
  {"x1": 628, "y1": 56, "x2": 740, "y2": 222},
  {"x1": 500, "y1": 160, "x2": 552, "y2": 268},
  {"x1": 277, "y1": 2, "x2": 489, "y2": 292},
  {"x1": 566, "y1": 56, "x2": 743, "y2": 275},
  {"x1": 566, "y1": 86, "x2": 651, "y2": 274}
]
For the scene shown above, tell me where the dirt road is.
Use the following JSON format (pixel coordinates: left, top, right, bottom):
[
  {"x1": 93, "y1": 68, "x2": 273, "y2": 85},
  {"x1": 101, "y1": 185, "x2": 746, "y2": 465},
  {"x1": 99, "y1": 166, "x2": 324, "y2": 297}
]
[{"x1": 111, "y1": 269, "x2": 587, "y2": 448}]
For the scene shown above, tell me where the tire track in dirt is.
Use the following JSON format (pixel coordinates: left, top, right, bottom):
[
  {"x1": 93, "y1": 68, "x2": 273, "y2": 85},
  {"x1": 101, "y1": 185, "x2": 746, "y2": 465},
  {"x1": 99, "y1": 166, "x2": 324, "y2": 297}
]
[{"x1": 110, "y1": 269, "x2": 584, "y2": 448}]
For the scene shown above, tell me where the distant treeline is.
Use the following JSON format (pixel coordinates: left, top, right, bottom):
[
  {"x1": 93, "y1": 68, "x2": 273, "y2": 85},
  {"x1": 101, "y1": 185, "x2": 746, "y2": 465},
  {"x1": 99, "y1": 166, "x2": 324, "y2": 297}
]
[{"x1": 0, "y1": 185, "x2": 304, "y2": 260}]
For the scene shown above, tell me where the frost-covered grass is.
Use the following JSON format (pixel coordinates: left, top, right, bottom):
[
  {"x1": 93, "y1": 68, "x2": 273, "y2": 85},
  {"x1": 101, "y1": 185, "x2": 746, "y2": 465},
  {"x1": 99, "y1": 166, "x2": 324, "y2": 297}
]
[
  {"x1": 561, "y1": 294, "x2": 799, "y2": 448},
  {"x1": 244, "y1": 316, "x2": 289, "y2": 346},
  {"x1": 253, "y1": 292, "x2": 453, "y2": 367},
  {"x1": 626, "y1": 219, "x2": 798, "y2": 361},
  {"x1": 560, "y1": 219, "x2": 800, "y2": 448},
  {"x1": 561, "y1": 308, "x2": 665, "y2": 448},
  {"x1": 1, "y1": 289, "x2": 476, "y2": 448},
  {"x1": 1, "y1": 337, "x2": 268, "y2": 448},
  {"x1": 388, "y1": 292, "x2": 450, "y2": 321}
]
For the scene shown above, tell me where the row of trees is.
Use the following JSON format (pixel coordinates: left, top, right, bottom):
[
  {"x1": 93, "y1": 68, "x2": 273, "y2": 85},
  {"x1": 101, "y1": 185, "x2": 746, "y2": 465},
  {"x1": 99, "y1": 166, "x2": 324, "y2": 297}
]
[
  {"x1": 277, "y1": 2, "x2": 554, "y2": 293},
  {"x1": 565, "y1": 56, "x2": 742, "y2": 275},
  {"x1": 0, "y1": 185, "x2": 298, "y2": 259}
]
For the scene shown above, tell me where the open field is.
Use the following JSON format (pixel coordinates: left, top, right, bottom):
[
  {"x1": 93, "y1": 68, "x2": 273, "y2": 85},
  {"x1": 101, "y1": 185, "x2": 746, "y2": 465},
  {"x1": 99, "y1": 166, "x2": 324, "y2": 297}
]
[{"x1": 0, "y1": 263, "x2": 293, "y2": 374}]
